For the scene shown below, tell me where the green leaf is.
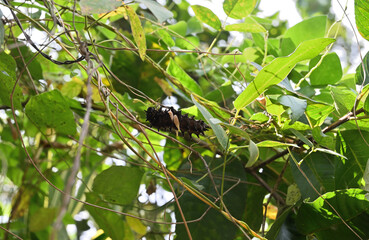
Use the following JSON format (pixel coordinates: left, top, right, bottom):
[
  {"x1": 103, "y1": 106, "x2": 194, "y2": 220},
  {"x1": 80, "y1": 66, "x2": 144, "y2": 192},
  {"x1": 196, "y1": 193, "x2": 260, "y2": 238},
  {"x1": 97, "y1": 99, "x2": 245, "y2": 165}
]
[
  {"x1": 309, "y1": 53, "x2": 343, "y2": 86},
  {"x1": 191, "y1": 5, "x2": 221, "y2": 30},
  {"x1": 363, "y1": 160, "x2": 369, "y2": 191},
  {"x1": 223, "y1": 0, "x2": 257, "y2": 19},
  {"x1": 221, "y1": 123, "x2": 250, "y2": 140},
  {"x1": 187, "y1": 17, "x2": 203, "y2": 34},
  {"x1": 125, "y1": 5, "x2": 146, "y2": 60},
  {"x1": 281, "y1": 16, "x2": 327, "y2": 56},
  {"x1": 25, "y1": 90, "x2": 76, "y2": 135},
  {"x1": 225, "y1": 16, "x2": 266, "y2": 33},
  {"x1": 220, "y1": 47, "x2": 260, "y2": 64},
  {"x1": 312, "y1": 127, "x2": 335, "y2": 150},
  {"x1": 168, "y1": 21, "x2": 187, "y2": 36},
  {"x1": 175, "y1": 159, "x2": 247, "y2": 239},
  {"x1": 245, "y1": 139, "x2": 259, "y2": 167},
  {"x1": 355, "y1": 0, "x2": 369, "y2": 41},
  {"x1": 290, "y1": 152, "x2": 336, "y2": 200},
  {"x1": 305, "y1": 103, "x2": 334, "y2": 127},
  {"x1": 11, "y1": 45, "x2": 43, "y2": 82},
  {"x1": 191, "y1": 95, "x2": 228, "y2": 150},
  {"x1": 234, "y1": 38, "x2": 335, "y2": 110},
  {"x1": 29, "y1": 208, "x2": 58, "y2": 232},
  {"x1": 330, "y1": 85, "x2": 356, "y2": 115},
  {"x1": 257, "y1": 140, "x2": 298, "y2": 148},
  {"x1": 92, "y1": 166, "x2": 143, "y2": 205},
  {"x1": 80, "y1": 0, "x2": 121, "y2": 14},
  {"x1": 136, "y1": 0, "x2": 173, "y2": 23},
  {"x1": 289, "y1": 128, "x2": 313, "y2": 148},
  {"x1": 167, "y1": 59, "x2": 203, "y2": 95},
  {"x1": 278, "y1": 95, "x2": 307, "y2": 123},
  {"x1": 286, "y1": 184, "x2": 301, "y2": 205},
  {"x1": 61, "y1": 78, "x2": 83, "y2": 98},
  {"x1": 296, "y1": 189, "x2": 369, "y2": 239},
  {"x1": 336, "y1": 130, "x2": 369, "y2": 188},
  {"x1": 156, "y1": 29, "x2": 175, "y2": 47},
  {"x1": 85, "y1": 193, "x2": 128, "y2": 240},
  {"x1": 0, "y1": 51, "x2": 23, "y2": 109},
  {"x1": 365, "y1": 94, "x2": 369, "y2": 113},
  {"x1": 355, "y1": 51, "x2": 369, "y2": 85}
]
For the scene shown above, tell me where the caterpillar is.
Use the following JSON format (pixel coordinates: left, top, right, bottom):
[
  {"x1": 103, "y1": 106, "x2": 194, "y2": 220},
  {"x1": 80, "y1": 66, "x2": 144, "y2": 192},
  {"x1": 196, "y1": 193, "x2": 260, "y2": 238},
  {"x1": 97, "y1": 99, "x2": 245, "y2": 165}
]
[{"x1": 145, "y1": 106, "x2": 210, "y2": 138}]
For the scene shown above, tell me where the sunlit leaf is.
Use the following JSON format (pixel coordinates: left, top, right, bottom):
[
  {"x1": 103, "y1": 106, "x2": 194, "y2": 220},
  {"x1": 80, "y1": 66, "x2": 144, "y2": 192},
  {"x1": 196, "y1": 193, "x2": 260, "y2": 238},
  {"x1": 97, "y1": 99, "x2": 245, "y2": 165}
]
[
  {"x1": 296, "y1": 189, "x2": 369, "y2": 239},
  {"x1": 167, "y1": 59, "x2": 203, "y2": 95},
  {"x1": 225, "y1": 16, "x2": 266, "y2": 33},
  {"x1": 191, "y1": 5, "x2": 221, "y2": 30},
  {"x1": 25, "y1": 90, "x2": 76, "y2": 135},
  {"x1": 223, "y1": 0, "x2": 257, "y2": 19},
  {"x1": 281, "y1": 16, "x2": 327, "y2": 56},
  {"x1": 355, "y1": 0, "x2": 369, "y2": 41},
  {"x1": 309, "y1": 53, "x2": 343, "y2": 86},
  {"x1": 234, "y1": 38, "x2": 335, "y2": 110},
  {"x1": 125, "y1": 5, "x2": 146, "y2": 60}
]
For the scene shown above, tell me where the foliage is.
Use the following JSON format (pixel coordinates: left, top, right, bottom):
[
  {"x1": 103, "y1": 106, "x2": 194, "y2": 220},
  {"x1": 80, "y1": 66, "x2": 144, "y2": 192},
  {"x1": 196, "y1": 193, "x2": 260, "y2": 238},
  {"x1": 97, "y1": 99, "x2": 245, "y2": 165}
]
[{"x1": 0, "y1": 0, "x2": 369, "y2": 239}]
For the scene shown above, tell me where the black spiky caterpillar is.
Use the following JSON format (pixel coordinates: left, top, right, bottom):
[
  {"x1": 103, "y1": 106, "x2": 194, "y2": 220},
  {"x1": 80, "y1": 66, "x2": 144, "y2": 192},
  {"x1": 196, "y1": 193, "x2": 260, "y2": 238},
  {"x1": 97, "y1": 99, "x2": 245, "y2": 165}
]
[{"x1": 145, "y1": 106, "x2": 210, "y2": 138}]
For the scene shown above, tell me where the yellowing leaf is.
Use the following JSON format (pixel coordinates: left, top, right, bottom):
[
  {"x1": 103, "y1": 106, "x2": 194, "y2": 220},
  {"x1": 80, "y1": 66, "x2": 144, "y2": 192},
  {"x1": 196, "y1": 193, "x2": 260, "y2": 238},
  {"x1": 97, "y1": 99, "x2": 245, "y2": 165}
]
[
  {"x1": 98, "y1": 6, "x2": 127, "y2": 19},
  {"x1": 191, "y1": 5, "x2": 221, "y2": 30},
  {"x1": 126, "y1": 216, "x2": 147, "y2": 236},
  {"x1": 125, "y1": 5, "x2": 146, "y2": 60}
]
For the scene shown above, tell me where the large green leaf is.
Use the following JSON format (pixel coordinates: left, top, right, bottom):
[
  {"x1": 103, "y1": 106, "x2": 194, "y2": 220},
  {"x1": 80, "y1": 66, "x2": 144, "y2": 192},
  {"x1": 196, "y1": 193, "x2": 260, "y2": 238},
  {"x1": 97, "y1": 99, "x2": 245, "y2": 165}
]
[
  {"x1": 25, "y1": 90, "x2": 76, "y2": 135},
  {"x1": 290, "y1": 152, "x2": 336, "y2": 201},
  {"x1": 234, "y1": 38, "x2": 335, "y2": 110},
  {"x1": 85, "y1": 193, "x2": 131, "y2": 240},
  {"x1": 167, "y1": 59, "x2": 203, "y2": 95},
  {"x1": 0, "y1": 51, "x2": 23, "y2": 109},
  {"x1": 309, "y1": 52, "x2": 343, "y2": 86},
  {"x1": 175, "y1": 158, "x2": 247, "y2": 240},
  {"x1": 92, "y1": 166, "x2": 143, "y2": 205},
  {"x1": 223, "y1": 0, "x2": 257, "y2": 19},
  {"x1": 29, "y1": 208, "x2": 58, "y2": 232},
  {"x1": 281, "y1": 16, "x2": 327, "y2": 56},
  {"x1": 191, "y1": 5, "x2": 221, "y2": 30},
  {"x1": 330, "y1": 85, "x2": 357, "y2": 115},
  {"x1": 355, "y1": 0, "x2": 369, "y2": 41},
  {"x1": 335, "y1": 130, "x2": 369, "y2": 189},
  {"x1": 296, "y1": 189, "x2": 369, "y2": 239}
]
